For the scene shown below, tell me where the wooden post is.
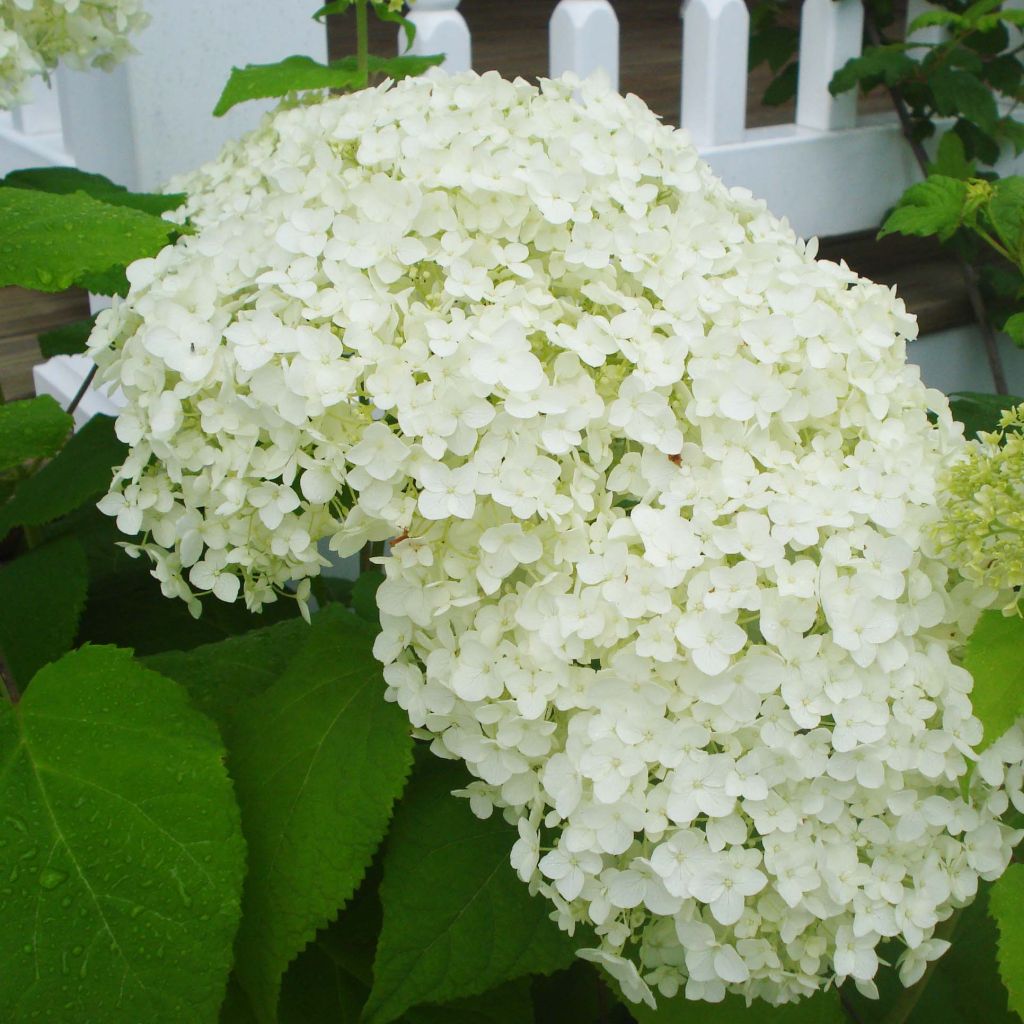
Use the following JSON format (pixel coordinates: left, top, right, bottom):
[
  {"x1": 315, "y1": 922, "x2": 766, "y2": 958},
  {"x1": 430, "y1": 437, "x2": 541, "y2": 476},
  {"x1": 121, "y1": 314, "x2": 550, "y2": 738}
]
[
  {"x1": 796, "y1": 0, "x2": 864, "y2": 132},
  {"x1": 549, "y1": 0, "x2": 620, "y2": 90},
  {"x1": 405, "y1": 0, "x2": 471, "y2": 74},
  {"x1": 681, "y1": 0, "x2": 749, "y2": 148}
]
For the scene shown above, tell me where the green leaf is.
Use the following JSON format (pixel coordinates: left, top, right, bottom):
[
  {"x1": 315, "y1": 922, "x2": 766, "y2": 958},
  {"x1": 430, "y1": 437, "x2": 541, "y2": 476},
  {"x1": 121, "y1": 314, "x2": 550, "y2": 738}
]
[
  {"x1": 630, "y1": 990, "x2": 842, "y2": 1024},
  {"x1": 408, "y1": 981, "x2": 536, "y2": 1024},
  {"x1": 0, "y1": 187, "x2": 177, "y2": 292},
  {"x1": 214, "y1": 53, "x2": 446, "y2": 116},
  {"x1": 878, "y1": 175, "x2": 968, "y2": 241},
  {"x1": 947, "y1": 391, "x2": 1024, "y2": 438},
  {"x1": 989, "y1": 177, "x2": 1024, "y2": 259},
  {"x1": 313, "y1": 0, "x2": 354, "y2": 19},
  {"x1": 0, "y1": 646, "x2": 246, "y2": 1023},
  {"x1": 907, "y1": 9, "x2": 962, "y2": 33},
  {"x1": 0, "y1": 414, "x2": 125, "y2": 539},
  {"x1": 213, "y1": 56, "x2": 363, "y2": 116},
  {"x1": 1004, "y1": 313, "x2": 1024, "y2": 347},
  {"x1": 0, "y1": 394, "x2": 72, "y2": 474},
  {"x1": 931, "y1": 69, "x2": 999, "y2": 135},
  {"x1": 762, "y1": 63, "x2": 798, "y2": 107},
  {"x1": 364, "y1": 757, "x2": 575, "y2": 1024},
  {"x1": 929, "y1": 132, "x2": 975, "y2": 180},
  {"x1": 989, "y1": 865, "x2": 1024, "y2": 1020},
  {"x1": 964, "y1": 610, "x2": 1024, "y2": 750},
  {"x1": 2, "y1": 166, "x2": 186, "y2": 217},
  {"x1": 37, "y1": 315, "x2": 98, "y2": 359},
  {"x1": 352, "y1": 570, "x2": 384, "y2": 623},
  {"x1": 829, "y1": 46, "x2": 916, "y2": 96},
  {"x1": 145, "y1": 615, "x2": 313, "y2": 730},
  {"x1": 748, "y1": 23, "x2": 798, "y2": 73},
  {"x1": 229, "y1": 605, "x2": 414, "y2": 1022},
  {"x1": 371, "y1": 1, "x2": 417, "y2": 53},
  {"x1": 0, "y1": 535, "x2": 87, "y2": 690}
]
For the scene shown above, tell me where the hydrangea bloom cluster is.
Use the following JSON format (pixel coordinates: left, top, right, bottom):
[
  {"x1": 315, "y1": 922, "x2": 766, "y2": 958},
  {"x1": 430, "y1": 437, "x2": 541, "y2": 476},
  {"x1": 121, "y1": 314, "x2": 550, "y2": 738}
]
[
  {"x1": 89, "y1": 71, "x2": 1024, "y2": 1008},
  {"x1": 0, "y1": 0, "x2": 148, "y2": 109},
  {"x1": 935, "y1": 404, "x2": 1024, "y2": 612}
]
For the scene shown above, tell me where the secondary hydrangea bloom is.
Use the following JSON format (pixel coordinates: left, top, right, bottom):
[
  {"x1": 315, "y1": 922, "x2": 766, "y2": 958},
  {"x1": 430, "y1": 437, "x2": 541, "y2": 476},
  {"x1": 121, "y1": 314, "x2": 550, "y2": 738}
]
[
  {"x1": 0, "y1": 0, "x2": 148, "y2": 109},
  {"x1": 89, "y1": 71, "x2": 1024, "y2": 1008},
  {"x1": 935, "y1": 403, "x2": 1024, "y2": 611}
]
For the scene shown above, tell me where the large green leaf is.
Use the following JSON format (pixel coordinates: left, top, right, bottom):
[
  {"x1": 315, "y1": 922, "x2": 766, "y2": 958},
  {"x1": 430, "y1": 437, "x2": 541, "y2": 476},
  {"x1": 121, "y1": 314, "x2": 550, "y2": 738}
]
[
  {"x1": 0, "y1": 535, "x2": 87, "y2": 690},
  {"x1": 0, "y1": 187, "x2": 177, "y2": 292},
  {"x1": 0, "y1": 414, "x2": 126, "y2": 539},
  {"x1": 364, "y1": 757, "x2": 575, "y2": 1024},
  {"x1": 989, "y1": 866, "x2": 1024, "y2": 1020},
  {"x1": 37, "y1": 315, "x2": 98, "y2": 359},
  {"x1": 146, "y1": 615, "x2": 313, "y2": 730},
  {"x1": 2, "y1": 167, "x2": 186, "y2": 217},
  {"x1": 947, "y1": 391, "x2": 1024, "y2": 439},
  {"x1": 0, "y1": 395, "x2": 72, "y2": 474},
  {"x1": 964, "y1": 610, "x2": 1024, "y2": 750},
  {"x1": 0, "y1": 646, "x2": 246, "y2": 1023},
  {"x1": 229, "y1": 605, "x2": 414, "y2": 1022},
  {"x1": 213, "y1": 54, "x2": 444, "y2": 116}
]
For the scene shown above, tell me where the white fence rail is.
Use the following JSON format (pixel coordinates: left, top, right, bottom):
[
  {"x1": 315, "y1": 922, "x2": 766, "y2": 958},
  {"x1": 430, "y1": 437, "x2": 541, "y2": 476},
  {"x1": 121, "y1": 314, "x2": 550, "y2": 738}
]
[{"x1": 1, "y1": 0, "x2": 1020, "y2": 237}]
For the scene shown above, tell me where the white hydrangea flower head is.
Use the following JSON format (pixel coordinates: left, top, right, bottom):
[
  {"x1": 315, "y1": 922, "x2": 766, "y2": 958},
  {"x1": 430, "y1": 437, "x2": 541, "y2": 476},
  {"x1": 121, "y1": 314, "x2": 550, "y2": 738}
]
[
  {"x1": 0, "y1": 0, "x2": 148, "y2": 109},
  {"x1": 89, "y1": 70, "x2": 1024, "y2": 1009}
]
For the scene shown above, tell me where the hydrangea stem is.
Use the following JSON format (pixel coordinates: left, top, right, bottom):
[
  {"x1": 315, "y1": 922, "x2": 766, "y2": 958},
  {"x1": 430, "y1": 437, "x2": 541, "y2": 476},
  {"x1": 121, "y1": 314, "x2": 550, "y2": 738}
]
[
  {"x1": 356, "y1": 0, "x2": 370, "y2": 88},
  {"x1": 878, "y1": 909, "x2": 962, "y2": 1024}
]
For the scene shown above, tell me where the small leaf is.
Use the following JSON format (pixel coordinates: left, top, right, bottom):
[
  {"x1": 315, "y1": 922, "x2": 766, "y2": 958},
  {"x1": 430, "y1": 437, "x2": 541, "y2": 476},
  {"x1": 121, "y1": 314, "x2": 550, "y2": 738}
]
[
  {"x1": 371, "y1": 1, "x2": 417, "y2": 53},
  {"x1": 37, "y1": 315, "x2": 97, "y2": 359},
  {"x1": 989, "y1": 176, "x2": 1024, "y2": 259},
  {"x1": 213, "y1": 56, "x2": 363, "y2": 116},
  {"x1": 908, "y1": 9, "x2": 962, "y2": 33},
  {"x1": 990, "y1": 865, "x2": 1024, "y2": 1020},
  {"x1": 0, "y1": 646, "x2": 246, "y2": 1023},
  {"x1": 313, "y1": 0, "x2": 354, "y2": 19},
  {"x1": 0, "y1": 414, "x2": 126, "y2": 539},
  {"x1": 630, "y1": 990, "x2": 841, "y2": 1024},
  {"x1": 762, "y1": 63, "x2": 799, "y2": 107},
  {"x1": 369, "y1": 53, "x2": 445, "y2": 80},
  {"x1": 0, "y1": 394, "x2": 72, "y2": 474},
  {"x1": 928, "y1": 132, "x2": 975, "y2": 180},
  {"x1": 2, "y1": 166, "x2": 185, "y2": 217},
  {"x1": 0, "y1": 187, "x2": 177, "y2": 292},
  {"x1": 748, "y1": 23, "x2": 798, "y2": 74},
  {"x1": 229, "y1": 605, "x2": 414, "y2": 1022},
  {"x1": 1004, "y1": 313, "x2": 1024, "y2": 347},
  {"x1": 830, "y1": 46, "x2": 916, "y2": 96},
  {"x1": 0, "y1": 535, "x2": 87, "y2": 690},
  {"x1": 364, "y1": 757, "x2": 575, "y2": 1024},
  {"x1": 931, "y1": 69, "x2": 999, "y2": 134},
  {"x1": 963, "y1": 610, "x2": 1024, "y2": 750},
  {"x1": 878, "y1": 175, "x2": 968, "y2": 241}
]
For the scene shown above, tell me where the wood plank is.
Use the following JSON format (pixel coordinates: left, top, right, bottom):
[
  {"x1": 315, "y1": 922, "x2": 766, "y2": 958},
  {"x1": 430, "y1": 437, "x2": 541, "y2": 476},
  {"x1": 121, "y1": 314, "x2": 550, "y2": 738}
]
[{"x1": 0, "y1": 287, "x2": 90, "y2": 401}]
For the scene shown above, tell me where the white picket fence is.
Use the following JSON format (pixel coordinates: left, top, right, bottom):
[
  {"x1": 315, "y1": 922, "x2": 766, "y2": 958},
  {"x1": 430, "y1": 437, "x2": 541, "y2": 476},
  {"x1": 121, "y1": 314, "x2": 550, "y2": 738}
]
[
  {"x1": 1, "y1": 0, "x2": 934, "y2": 237},
  {"x1": 8, "y1": 0, "x2": 1024, "y2": 398}
]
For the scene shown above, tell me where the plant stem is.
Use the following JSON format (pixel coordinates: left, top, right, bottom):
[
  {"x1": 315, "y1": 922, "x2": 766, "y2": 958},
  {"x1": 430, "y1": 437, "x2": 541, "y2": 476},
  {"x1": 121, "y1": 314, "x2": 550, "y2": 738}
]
[
  {"x1": 863, "y1": 13, "x2": 1008, "y2": 395},
  {"x1": 355, "y1": 0, "x2": 370, "y2": 88},
  {"x1": 1, "y1": 655, "x2": 20, "y2": 705},
  {"x1": 878, "y1": 909, "x2": 962, "y2": 1024},
  {"x1": 67, "y1": 363, "x2": 98, "y2": 418}
]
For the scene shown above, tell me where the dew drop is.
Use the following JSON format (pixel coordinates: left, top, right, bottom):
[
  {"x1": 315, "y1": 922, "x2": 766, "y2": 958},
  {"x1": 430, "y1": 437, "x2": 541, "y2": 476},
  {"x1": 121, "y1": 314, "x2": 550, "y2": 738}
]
[{"x1": 38, "y1": 868, "x2": 68, "y2": 890}]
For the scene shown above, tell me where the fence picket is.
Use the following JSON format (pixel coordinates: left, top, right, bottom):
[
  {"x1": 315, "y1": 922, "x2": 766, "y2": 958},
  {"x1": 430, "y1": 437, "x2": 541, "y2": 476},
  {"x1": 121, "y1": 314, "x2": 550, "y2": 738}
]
[
  {"x1": 405, "y1": 0, "x2": 472, "y2": 74},
  {"x1": 796, "y1": 0, "x2": 864, "y2": 132},
  {"x1": 549, "y1": 0, "x2": 619, "y2": 89},
  {"x1": 680, "y1": 0, "x2": 749, "y2": 148}
]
